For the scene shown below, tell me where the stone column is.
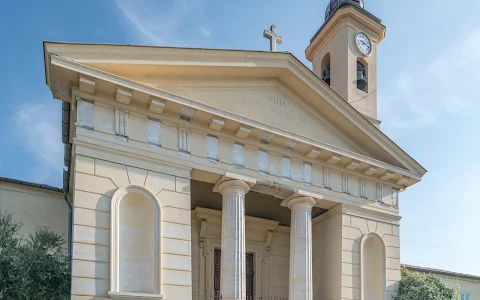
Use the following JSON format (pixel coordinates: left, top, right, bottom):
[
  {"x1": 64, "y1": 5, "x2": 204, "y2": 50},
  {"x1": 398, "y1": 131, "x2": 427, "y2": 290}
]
[
  {"x1": 215, "y1": 179, "x2": 251, "y2": 300},
  {"x1": 283, "y1": 196, "x2": 317, "y2": 300}
]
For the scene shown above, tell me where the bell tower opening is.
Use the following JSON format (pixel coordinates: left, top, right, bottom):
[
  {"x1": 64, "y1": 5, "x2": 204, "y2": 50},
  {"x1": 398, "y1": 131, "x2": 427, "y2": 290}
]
[
  {"x1": 357, "y1": 60, "x2": 368, "y2": 92},
  {"x1": 306, "y1": 0, "x2": 385, "y2": 128},
  {"x1": 321, "y1": 53, "x2": 331, "y2": 86}
]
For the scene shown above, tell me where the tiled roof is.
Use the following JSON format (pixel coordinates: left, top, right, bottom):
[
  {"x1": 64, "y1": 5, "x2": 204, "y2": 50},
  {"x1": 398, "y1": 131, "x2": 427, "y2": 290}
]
[
  {"x1": 0, "y1": 176, "x2": 63, "y2": 193},
  {"x1": 402, "y1": 264, "x2": 480, "y2": 281}
]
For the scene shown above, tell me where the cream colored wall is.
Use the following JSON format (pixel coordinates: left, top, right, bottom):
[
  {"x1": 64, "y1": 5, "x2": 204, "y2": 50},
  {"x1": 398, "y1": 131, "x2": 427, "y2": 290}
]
[
  {"x1": 440, "y1": 276, "x2": 480, "y2": 299},
  {"x1": 312, "y1": 207, "x2": 343, "y2": 300},
  {"x1": 0, "y1": 181, "x2": 67, "y2": 239},
  {"x1": 341, "y1": 209, "x2": 400, "y2": 300},
  {"x1": 70, "y1": 154, "x2": 192, "y2": 300},
  {"x1": 191, "y1": 215, "x2": 290, "y2": 299},
  {"x1": 268, "y1": 227, "x2": 290, "y2": 298}
]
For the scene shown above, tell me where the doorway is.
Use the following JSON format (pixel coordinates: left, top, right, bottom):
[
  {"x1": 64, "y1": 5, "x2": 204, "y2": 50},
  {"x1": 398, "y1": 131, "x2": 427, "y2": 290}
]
[{"x1": 214, "y1": 249, "x2": 254, "y2": 300}]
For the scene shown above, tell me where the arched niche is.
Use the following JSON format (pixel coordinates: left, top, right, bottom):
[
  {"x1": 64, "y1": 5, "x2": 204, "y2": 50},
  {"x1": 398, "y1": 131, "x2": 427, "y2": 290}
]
[
  {"x1": 321, "y1": 53, "x2": 331, "y2": 86},
  {"x1": 109, "y1": 186, "x2": 162, "y2": 299},
  {"x1": 361, "y1": 232, "x2": 386, "y2": 300}
]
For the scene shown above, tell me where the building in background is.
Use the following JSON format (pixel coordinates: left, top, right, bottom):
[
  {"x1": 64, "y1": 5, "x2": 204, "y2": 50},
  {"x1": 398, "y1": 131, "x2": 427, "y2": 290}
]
[
  {"x1": 0, "y1": 177, "x2": 68, "y2": 239},
  {"x1": 403, "y1": 264, "x2": 480, "y2": 300}
]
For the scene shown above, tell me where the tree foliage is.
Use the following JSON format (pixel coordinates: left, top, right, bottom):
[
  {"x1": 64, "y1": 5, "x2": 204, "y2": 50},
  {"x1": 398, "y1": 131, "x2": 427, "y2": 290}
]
[
  {"x1": 395, "y1": 267, "x2": 455, "y2": 300},
  {"x1": 0, "y1": 211, "x2": 70, "y2": 300}
]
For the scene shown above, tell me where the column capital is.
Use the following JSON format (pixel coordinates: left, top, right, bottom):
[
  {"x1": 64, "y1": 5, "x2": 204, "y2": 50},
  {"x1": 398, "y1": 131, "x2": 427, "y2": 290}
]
[
  {"x1": 214, "y1": 179, "x2": 251, "y2": 194},
  {"x1": 281, "y1": 195, "x2": 317, "y2": 209},
  {"x1": 213, "y1": 173, "x2": 256, "y2": 195}
]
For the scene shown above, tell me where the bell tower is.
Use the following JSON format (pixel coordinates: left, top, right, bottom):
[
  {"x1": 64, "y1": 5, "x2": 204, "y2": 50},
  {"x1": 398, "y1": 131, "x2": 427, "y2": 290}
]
[{"x1": 306, "y1": 0, "x2": 386, "y2": 127}]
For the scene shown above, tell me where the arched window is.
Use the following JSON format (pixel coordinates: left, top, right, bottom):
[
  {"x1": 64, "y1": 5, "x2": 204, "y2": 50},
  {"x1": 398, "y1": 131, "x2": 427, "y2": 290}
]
[
  {"x1": 361, "y1": 233, "x2": 386, "y2": 300},
  {"x1": 321, "y1": 53, "x2": 331, "y2": 86},
  {"x1": 357, "y1": 60, "x2": 368, "y2": 92},
  {"x1": 109, "y1": 186, "x2": 162, "y2": 299}
]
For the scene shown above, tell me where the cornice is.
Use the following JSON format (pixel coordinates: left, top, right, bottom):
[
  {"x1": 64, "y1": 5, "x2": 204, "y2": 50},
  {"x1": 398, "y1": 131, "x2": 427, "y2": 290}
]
[{"x1": 50, "y1": 54, "x2": 423, "y2": 182}]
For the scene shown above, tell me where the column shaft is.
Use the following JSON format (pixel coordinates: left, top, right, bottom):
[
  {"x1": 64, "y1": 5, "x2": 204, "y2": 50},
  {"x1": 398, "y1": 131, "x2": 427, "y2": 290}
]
[
  {"x1": 286, "y1": 197, "x2": 316, "y2": 300},
  {"x1": 217, "y1": 180, "x2": 250, "y2": 300}
]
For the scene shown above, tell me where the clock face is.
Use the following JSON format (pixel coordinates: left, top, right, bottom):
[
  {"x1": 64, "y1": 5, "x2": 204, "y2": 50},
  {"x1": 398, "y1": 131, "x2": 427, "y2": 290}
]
[{"x1": 355, "y1": 32, "x2": 372, "y2": 55}]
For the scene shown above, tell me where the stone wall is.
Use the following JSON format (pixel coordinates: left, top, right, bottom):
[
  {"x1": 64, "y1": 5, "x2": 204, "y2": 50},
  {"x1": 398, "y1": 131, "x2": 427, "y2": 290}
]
[
  {"x1": 70, "y1": 154, "x2": 192, "y2": 300},
  {"x1": 341, "y1": 208, "x2": 400, "y2": 299},
  {"x1": 313, "y1": 207, "x2": 343, "y2": 300}
]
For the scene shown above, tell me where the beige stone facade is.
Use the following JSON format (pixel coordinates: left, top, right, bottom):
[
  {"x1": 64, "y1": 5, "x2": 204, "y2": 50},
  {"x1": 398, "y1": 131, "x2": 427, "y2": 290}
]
[{"x1": 39, "y1": 2, "x2": 429, "y2": 300}]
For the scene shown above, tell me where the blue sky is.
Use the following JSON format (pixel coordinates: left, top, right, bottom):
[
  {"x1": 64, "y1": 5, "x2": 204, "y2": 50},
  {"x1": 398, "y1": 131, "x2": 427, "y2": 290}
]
[{"x1": 1, "y1": 0, "x2": 479, "y2": 275}]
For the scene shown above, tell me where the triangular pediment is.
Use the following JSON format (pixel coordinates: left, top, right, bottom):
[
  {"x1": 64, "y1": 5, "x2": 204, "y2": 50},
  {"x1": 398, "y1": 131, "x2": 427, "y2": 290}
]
[
  {"x1": 43, "y1": 42, "x2": 426, "y2": 181},
  {"x1": 142, "y1": 80, "x2": 364, "y2": 154}
]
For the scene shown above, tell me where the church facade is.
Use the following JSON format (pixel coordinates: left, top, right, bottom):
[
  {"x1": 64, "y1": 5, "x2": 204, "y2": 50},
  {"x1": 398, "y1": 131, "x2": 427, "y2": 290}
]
[{"x1": 41, "y1": 1, "x2": 427, "y2": 299}]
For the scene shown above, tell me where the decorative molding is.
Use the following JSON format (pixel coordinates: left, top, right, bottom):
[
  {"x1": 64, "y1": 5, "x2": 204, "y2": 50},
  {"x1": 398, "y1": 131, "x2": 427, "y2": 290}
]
[
  {"x1": 265, "y1": 230, "x2": 274, "y2": 257},
  {"x1": 180, "y1": 105, "x2": 196, "y2": 121},
  {"x1": 285, "y1": 139, "x2": 299, "y2": 150},
  {"x1": 149, "y1": 98, "x2": 166, "y2": 114},
  {"x1": 115, "y1": 88, "x2": 132, "y2": 105},
  {"x1": 114, "y1": 109, "x2": 129, "y2": 138},
  {"x1": 199, "y1": 219, "x2": 207, "y2": 249},
  {"x1": 346, "y1": 161, "x2": 360, "y2": 171},
  {"x1": 79, "y1": 76, "x2": 96, "y2": 94},
  {"x1": 192, "y1": 207, "x2": 279, "y2": 232},
  {"x1": 380, "y1": 172, "x2": 394, "y2": 181},
  {"x1": 251, "y1": 181, "x2": 295, "y2": 200},
  {"x1": 396, "y1": 176, "x2": 409, "y2": 186},
  {"x1": 178, "y1": 127, "x2": 190, "y2": 154},
  {"x1": 260, "y1": 132, "x2": 275, "y2": 144},
  {"x1": 341, "y1": 204, "x2": 401, "y2": 225},
  {"x1": 343, "y1": 174, "x2": 350, "y2": 194},
  {"x1": 324, "y1": 168, "x2": 331, "y2": 189},
  {"x1": 326, "y1": 155, "x2": 340, "y2": 165},
  {"x1": 209, "y1": 118, "x2": 225, "y2": 131},
  {"x1": 108, "y1": 292, "x2": 163, "y2": 300},
  {"x1": 235, "y1": 126, "x2": 251, "y2": 139},
  {"x1": 306, "y1": 148, "x2": 321, "y2": 159},
  {"x1": 363, "y1": 167, "x2": 377, "y2": 176},
  {"x1": 376, "y1": 185, "x2": 385, "y2": 205},
  {"x1": 392, "y1": 190, "x2": 399, "y2": 210},
  {"x1": 360, "y1": 180, "x2": 367, "y2": 199},
  {"x1": 48, "y1": 52, "x2": 426, "y2": 180}
]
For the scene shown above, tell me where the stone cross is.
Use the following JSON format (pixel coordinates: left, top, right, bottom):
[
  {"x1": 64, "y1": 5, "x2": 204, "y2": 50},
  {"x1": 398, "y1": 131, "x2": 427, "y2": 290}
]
[{"x1": 263, "y1": 24, "x2": 283, "y2": 51}]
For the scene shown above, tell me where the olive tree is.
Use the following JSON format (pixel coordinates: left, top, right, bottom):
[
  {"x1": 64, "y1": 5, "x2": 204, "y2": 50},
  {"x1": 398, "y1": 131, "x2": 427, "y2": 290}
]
[
  {"x1": 395, "y1": 267, "x2": 455, "y2": 300},
  {"x1": 0, "y1": 211, "x2": 70, "y2": 299}
]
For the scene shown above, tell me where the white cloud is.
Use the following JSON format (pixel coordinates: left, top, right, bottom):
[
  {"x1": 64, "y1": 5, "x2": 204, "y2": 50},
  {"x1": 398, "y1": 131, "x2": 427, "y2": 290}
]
[
  {"x1": 113, "y1": 0, "x2": 210, "y2": 46},
  {"x1": 12, "y1": 101, "x2": 64, "y2": 181},
  {"x1": 200, "y1": 26, "x2": 211, "y2": 38},
  {"x1": 383, "y1": 28, "x2": 480, "y2": 130}
]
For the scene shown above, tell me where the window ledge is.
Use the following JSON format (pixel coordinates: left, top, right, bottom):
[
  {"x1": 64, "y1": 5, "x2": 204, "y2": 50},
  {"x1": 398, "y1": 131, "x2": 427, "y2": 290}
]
[{"x1": 109, "y1": 291, "x2": 163, "y2": 300}]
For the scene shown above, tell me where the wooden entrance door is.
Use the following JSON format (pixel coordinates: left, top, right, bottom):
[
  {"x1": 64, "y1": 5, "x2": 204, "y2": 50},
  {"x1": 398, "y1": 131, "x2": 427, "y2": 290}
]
[{"x1": 214, "y1": 249, "x2": 254, "y2": 300}]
